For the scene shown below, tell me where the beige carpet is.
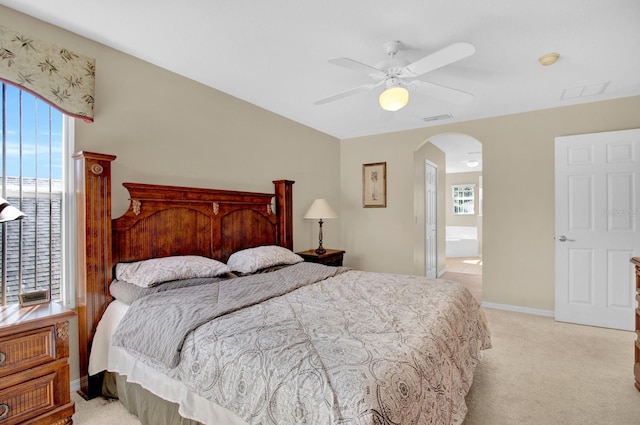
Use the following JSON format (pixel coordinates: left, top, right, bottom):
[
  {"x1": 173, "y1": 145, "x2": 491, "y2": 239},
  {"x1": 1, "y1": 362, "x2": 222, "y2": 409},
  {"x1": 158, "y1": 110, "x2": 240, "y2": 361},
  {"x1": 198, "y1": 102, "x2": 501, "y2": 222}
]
[
  {"x1": 462, "y1": 308, "x2": 640, "y2": 425},
  {"x1": 72, "y1": 392, "x2": 141, "y2": 425},
  {"x1": 72, "y1": 307, "x2": 640, "y2": 425}
]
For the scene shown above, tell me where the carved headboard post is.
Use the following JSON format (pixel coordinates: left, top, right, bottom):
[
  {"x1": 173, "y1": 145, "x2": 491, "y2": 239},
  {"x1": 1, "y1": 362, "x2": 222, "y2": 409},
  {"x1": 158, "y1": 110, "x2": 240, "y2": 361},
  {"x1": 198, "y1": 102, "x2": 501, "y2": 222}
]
[
  {"x1": 73, "y1": 151, "x2": 116, "y2": 399},
  {"x1": 273, "y1": 180, "x2": 295, "y2": 250}
]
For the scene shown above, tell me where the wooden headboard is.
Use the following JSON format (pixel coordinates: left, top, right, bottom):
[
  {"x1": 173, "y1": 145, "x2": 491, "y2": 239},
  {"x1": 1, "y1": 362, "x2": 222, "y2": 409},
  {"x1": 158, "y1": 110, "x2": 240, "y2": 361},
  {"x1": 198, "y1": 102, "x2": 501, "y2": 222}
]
[
  {"x1": 112, "y1": 182, "x2": 292, "y2": 264},
  {"x1": 73, "y1": 151, "x2": 294, "y2": 398}
]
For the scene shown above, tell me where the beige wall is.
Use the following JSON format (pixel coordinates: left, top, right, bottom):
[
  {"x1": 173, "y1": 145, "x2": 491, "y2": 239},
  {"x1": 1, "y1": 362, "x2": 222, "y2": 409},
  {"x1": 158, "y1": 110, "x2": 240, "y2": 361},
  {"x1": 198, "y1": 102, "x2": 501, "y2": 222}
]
[
  {"x1": 1, "y1": 6, "x2": 341, "y2": 384},
  {"x1": 341, "y1": 96, "x2": 640, "y2": 315}
]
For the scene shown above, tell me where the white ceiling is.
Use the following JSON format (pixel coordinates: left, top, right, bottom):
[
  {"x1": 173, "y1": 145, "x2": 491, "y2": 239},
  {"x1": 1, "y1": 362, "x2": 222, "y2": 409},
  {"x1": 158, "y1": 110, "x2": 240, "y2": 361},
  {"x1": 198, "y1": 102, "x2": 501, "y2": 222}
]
[
  {"x1": 3, "y1": 0, "x2": 639, "y2": 170},
  {"x1": 430, "y1": 134, "x2": 482, "y2": 174}
]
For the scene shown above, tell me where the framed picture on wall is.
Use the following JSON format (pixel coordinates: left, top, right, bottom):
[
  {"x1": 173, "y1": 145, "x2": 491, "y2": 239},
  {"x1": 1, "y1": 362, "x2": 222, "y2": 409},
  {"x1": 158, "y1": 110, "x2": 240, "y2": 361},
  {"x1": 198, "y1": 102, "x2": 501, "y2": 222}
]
[{"x1": 362, "y1": 162, "x2": 387, "y2": 208}]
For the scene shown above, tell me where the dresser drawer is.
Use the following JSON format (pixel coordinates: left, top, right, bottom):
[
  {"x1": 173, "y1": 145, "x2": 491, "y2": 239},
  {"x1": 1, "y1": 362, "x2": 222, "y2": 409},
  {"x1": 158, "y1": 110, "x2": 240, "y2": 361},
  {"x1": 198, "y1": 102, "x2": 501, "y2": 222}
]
[
  {"x1": 321, "y1": 256, "x2": 344, "y2": 267},
  {"x1": 0, "y1": 326, "x2": 55, "y2": 378},
  {"x1": 0, "y1": 371, "x2": 56, "y2": 425}
]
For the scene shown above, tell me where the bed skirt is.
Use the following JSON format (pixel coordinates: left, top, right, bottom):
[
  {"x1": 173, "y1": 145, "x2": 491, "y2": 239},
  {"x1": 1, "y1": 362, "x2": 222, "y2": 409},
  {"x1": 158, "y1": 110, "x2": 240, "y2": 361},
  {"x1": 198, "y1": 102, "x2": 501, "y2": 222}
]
[{"x1": 103, "y1": 372, "x2": 203, "y2": 425}]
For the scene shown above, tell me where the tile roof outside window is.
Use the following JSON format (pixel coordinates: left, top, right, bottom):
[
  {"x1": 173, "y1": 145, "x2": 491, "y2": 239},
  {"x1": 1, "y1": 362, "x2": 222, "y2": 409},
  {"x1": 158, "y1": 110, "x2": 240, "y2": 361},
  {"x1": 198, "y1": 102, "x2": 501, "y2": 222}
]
[{"x1": 1, "y1": 177, "x2": 63, "y2": 305}]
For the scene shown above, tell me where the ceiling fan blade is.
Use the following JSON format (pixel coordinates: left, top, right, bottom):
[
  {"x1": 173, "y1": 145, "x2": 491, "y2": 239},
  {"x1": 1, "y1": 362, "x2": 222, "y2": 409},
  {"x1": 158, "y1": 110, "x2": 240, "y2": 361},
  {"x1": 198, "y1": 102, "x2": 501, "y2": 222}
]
[
  {"x1": 313, "y1": 82, "x2": 380, "y2": 105},
  {"x1": 404, "y1": 42, "x2": 476, "y2": 77},
  {"x1": 328, "y1": 57, "x2": 385, "y2": 78},
  {"x1": 409, "y1": 80, "x2": 474, "y2": 105},
  {"x1": 313, "y1": 83, "x2": 382, "y2": 105}
]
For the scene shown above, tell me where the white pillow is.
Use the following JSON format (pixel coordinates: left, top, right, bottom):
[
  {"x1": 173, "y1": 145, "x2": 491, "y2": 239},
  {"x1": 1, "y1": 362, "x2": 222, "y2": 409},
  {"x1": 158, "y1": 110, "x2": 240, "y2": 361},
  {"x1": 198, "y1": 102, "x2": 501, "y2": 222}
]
[
  {"x1": 115, "y1": 255, "x2": 231, "y2": 288},
  {"x1": 227, "y1": 245, "x2": 303, "y2": 274}
]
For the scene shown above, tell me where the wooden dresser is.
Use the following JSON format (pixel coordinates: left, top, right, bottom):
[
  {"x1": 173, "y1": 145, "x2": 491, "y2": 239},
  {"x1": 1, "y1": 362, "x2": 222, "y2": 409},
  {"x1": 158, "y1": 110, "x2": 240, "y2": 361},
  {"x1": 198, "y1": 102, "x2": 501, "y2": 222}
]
[
  {"x1": 0, "y1": 302, "x2": 75, "y2": 424},
  {"x1": 632, "y1": 257, "x2": 640, "y2": 391}
]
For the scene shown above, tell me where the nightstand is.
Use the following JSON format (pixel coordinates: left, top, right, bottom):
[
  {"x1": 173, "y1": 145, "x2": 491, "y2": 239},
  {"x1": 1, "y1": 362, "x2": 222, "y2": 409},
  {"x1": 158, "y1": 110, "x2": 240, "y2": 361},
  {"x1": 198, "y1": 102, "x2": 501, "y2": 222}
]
[
  {"x1": 0, "y1": 302, "x2": 76, "y2": 425},
  {"x1": 297, "y1": 249, "x2": 345, "y2": 267}
]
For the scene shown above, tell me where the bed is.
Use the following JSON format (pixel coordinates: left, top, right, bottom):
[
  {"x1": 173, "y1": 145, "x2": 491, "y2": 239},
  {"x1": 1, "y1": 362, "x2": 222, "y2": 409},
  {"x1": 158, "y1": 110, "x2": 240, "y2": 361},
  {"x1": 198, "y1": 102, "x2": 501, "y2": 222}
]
[{"x1": 74, "y1": 151, "x2": 491, "y2": 425}]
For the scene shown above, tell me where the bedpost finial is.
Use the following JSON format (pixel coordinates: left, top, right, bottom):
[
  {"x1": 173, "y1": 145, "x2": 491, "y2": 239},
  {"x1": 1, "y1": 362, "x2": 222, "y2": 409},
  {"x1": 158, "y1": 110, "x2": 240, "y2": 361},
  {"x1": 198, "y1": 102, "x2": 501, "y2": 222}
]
[{"x1": 132, "y1": 200, "x2": 141, "y2": 216}]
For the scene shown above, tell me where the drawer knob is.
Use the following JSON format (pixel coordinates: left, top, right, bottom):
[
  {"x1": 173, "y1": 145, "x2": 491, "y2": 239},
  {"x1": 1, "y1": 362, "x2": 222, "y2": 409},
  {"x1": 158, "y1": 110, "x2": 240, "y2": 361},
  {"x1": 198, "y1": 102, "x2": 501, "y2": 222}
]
[
  {"x1": 0, "y1": 403, "x2": 9, "y2": 420},
  {"x1": 0, "y1": 351, "x2": 5, "y2": 366}
]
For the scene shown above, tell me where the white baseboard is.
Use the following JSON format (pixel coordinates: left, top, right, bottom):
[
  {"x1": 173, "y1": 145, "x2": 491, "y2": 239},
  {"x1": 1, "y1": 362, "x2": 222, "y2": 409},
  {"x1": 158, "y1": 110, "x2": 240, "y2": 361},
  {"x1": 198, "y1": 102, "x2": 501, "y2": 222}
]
[
  {"x1": 70, "y1": 378, "x2": 80, "y2": 393},
  {"x1": 481, "y1": 301, "x2": 554, "y2": 318}
]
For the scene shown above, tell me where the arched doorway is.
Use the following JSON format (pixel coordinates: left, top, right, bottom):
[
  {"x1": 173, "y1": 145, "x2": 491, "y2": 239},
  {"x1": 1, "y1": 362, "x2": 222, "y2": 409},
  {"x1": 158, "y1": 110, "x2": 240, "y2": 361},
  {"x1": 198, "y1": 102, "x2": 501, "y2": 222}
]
[{"x1": 414, "y1": 133, "x2": 483, "y2": 301}]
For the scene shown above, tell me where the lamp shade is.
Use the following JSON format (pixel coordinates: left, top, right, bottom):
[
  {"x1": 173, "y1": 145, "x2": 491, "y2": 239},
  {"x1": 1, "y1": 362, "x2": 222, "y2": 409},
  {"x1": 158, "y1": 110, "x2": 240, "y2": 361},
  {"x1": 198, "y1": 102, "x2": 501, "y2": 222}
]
[
  {"x1": 304, "y1": 199, "x2": 337, "y2": 219},
  {"x1": 0, "y1": 197, "x2": 25, "y2": 223},
  {"x1": 379, "y1": 86, "x2": 409, "y2": 112}
]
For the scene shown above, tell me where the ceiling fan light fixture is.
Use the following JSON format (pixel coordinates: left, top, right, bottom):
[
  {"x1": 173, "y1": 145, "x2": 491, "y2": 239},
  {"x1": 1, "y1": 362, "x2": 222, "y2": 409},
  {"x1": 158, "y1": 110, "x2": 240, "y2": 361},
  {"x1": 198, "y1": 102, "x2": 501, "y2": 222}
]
[{"x1": 379, "y1": 86, "x2": 409, "y2": 112}]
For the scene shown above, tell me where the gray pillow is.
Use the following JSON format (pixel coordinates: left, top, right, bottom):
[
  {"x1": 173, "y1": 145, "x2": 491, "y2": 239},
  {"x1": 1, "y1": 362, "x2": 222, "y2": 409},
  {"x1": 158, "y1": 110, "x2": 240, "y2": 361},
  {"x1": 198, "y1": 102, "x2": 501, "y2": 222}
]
[
  {"x1": 115, "y1": 255, "x2": 231, "y2": 288},
  {"x1": 227, "y1": 245, "x2": 303, "y2": 274},
  {"x1": 109, "y1": 273, "x2": 236, "y2": 304}
]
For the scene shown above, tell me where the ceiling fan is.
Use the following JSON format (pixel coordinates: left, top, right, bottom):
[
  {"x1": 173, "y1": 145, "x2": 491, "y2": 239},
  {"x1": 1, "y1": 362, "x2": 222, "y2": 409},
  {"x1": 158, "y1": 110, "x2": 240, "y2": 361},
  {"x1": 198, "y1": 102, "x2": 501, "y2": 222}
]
[{"x1": 314, "y1": 40, "x2": 476, "y2": 112}]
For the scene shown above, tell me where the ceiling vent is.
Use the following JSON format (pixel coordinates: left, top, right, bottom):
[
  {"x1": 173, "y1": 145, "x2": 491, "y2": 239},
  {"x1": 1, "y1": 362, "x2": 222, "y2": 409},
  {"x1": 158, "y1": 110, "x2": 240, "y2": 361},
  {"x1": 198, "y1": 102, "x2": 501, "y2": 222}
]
[
  {"x1": 561, "y1": 82, "x2": 610, "y2": 100},
  {"x1": 423, "y1": 113, "x2": 452, "y2": 122}
]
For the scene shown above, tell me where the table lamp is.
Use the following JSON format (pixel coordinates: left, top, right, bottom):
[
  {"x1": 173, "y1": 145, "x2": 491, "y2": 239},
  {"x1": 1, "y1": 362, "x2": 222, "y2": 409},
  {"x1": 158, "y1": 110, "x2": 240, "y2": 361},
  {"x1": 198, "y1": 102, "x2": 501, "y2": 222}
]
[
  {"x1": 304, "y1": 199, "x2": 337, "y2": 255},
  {"x1": 0, "y1": 197, "x2": 25, "y2": 223}
]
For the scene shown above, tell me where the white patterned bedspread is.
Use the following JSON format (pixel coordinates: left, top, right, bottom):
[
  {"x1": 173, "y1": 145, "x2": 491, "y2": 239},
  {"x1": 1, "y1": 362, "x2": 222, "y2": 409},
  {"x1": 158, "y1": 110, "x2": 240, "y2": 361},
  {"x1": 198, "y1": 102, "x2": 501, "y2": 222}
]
[{"x1": 109, "y1": 263, "x2": 491, "y2": 425}]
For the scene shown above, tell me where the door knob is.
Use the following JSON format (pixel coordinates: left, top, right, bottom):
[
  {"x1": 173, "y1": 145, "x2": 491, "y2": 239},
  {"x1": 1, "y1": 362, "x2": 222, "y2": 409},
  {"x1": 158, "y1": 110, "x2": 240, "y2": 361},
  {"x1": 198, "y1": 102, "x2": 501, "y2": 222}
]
[{"x1": 556, "y1": 235, "x2": 575, "y2": 242}]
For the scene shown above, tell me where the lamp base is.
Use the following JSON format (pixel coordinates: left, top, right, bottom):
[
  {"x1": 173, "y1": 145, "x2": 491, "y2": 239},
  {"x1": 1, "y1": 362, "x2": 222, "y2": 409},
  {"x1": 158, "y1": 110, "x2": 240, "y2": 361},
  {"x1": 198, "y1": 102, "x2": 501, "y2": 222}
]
[{"x1": 315, "y1": 218, "x2": 326, "y2": 255}]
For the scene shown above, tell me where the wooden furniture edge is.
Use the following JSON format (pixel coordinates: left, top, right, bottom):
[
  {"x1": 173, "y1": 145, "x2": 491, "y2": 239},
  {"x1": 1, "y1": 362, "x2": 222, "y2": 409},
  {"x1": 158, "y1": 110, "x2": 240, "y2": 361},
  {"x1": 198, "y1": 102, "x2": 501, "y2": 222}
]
[
  {"x1": 0, "y1": 302, "x2": 76, "y2": 423},
  {"x1": 632, "y1": 257, "x2": 640, "y2": 392},
  {"x1": 73, "y1": 151, "x2": 116, "y2": 399},
  {"x1": 273, "y1": 180, "x2": 294, "y2": 251}
]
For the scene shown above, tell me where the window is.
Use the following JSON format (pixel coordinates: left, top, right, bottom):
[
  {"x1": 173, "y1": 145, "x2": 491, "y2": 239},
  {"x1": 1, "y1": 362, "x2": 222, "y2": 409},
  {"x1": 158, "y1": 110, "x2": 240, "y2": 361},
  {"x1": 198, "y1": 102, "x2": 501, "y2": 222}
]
[
  {"x1": 452, "y1": 184, "x2": 475, "y2": 215},
  {"x1": 1, "y1": 83, "x2": 72, "y2": 306}
]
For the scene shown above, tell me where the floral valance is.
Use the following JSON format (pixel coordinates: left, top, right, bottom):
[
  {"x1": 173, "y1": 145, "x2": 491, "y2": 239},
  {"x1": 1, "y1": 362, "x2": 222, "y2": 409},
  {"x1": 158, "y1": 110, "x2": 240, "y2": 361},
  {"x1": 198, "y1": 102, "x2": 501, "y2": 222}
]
[{"x1": 0, "y1": 25, "x2": 95, "y2": 122}]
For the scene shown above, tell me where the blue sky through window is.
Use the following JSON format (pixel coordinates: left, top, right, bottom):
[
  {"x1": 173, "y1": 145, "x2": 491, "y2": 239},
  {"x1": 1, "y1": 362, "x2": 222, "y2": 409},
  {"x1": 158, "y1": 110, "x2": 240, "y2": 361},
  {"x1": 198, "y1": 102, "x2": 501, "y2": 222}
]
[{"x1": 1, "y1": 83, "x2": 64, "y2": 180}]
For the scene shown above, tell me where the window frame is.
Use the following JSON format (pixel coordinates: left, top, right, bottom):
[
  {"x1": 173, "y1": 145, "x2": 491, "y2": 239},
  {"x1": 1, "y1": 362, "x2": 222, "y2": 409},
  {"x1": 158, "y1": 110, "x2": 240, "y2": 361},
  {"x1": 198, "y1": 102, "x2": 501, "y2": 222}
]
[
  {"x1": 62, "y1": 115, "x2": 75, "y2": 307},
  {"x1": 451, "y1": 184, "x2": 476, "y2": 215},
  {"x1": 0, "y1": 84, "x2": 74, "y2": 307}
]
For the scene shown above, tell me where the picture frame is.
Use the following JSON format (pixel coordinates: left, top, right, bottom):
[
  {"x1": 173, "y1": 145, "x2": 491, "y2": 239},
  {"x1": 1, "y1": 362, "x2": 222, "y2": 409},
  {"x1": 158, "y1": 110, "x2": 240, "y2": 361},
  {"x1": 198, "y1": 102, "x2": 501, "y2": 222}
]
[
  {"x1": 362, "y1": 162, "x2": 387, "y2": 208},
  {"x1": 18, "y1": 289, "x2": 50, "y2": 307}
]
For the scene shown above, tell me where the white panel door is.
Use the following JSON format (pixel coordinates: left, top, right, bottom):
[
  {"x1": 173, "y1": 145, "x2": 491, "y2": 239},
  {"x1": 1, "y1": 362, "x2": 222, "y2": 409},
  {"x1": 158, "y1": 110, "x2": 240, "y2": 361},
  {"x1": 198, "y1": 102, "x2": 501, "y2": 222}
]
[
  {"x1": 425, "y1": 161, "x2": 437, "y2": 278},
  {"x1": 555, "y1": 128, "x2": 640, "y2": 330}
]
